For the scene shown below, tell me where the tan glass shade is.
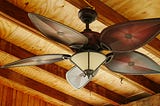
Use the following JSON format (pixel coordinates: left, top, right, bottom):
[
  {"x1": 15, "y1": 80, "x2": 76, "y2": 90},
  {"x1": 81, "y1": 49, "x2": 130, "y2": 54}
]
[{"x1": 70, "y1": 51, "x2": 106, "y2": 72}]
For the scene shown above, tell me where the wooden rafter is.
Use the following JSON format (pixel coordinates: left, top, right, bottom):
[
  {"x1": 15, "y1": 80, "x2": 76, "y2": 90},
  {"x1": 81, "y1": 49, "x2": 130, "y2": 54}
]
[{"x1": 124, "y1": 75, "x2": 160, "y2": 93}]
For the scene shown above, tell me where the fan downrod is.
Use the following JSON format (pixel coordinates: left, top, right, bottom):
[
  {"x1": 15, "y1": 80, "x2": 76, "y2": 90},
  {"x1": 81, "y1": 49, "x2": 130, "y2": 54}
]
[{"x1": 78, "y1": 7, "x2": 97, "y2": 24}]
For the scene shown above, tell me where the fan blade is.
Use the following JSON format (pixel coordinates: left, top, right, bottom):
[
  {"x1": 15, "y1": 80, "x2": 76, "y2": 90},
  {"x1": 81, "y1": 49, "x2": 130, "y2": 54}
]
[
  {"x1": 0, "y1": 54, "x2": 70, "y2": 68},
  {"x1": 100, "y1": 18, "x2": 160, "y2": 52},
  {"x1": 104, "y1": 51, "x2": 160, "y2": 75},
  {"x1": 28, "y1": 13, "x2": 88, "y2": 47},
  {"x1": 66, "y1": 66, "x2": 92, "y2": 89}
]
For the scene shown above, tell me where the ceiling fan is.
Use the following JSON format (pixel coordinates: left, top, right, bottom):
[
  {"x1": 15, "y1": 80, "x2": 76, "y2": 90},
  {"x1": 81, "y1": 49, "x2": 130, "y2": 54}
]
[{"x1": 1, "y1": 7, "x2": 160, "y2": 89}]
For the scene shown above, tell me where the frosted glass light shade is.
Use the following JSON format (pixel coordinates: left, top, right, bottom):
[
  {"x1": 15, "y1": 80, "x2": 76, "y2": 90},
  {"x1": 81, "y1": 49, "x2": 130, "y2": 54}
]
[
  {"x1": 66, "y1": 66, "x2": 92, "y2": 89},
  {"x1": 70, "y1": 51, "x2": 106, "y2": 72}
]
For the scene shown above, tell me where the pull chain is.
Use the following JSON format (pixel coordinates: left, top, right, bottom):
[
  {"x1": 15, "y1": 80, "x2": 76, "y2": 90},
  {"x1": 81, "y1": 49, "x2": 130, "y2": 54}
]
[
  {"x1": 83, "y1": 0, "x2": 95, "y2": 10},
  {"x1": 120, "y1": 77, "x2": 124, "y2": 84}
]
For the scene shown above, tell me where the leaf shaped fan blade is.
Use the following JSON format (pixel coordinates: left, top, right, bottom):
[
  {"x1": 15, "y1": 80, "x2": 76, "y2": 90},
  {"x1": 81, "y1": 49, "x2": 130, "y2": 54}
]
[
  {"x1": 100, "y1": 18, "x2": 160, "y2": 52},
  {"x1": 104, "y1": 51, "x2": 160, "y2": 75},
  {"x1": 28, "y1": 13, "x2": 88, "y2": 48},
  {"x1": 66, "y1": 66, "x2": 92, "y2": 89},
  {"x1": 0, "y1": 54, "x2": 70, "y2": 68}
]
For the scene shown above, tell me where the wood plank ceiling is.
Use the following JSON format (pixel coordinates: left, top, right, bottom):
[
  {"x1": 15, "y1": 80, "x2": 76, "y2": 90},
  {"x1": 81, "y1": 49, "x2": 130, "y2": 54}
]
[{"x1": 0, "y1": 0, "x2": 160, "y2": 105}]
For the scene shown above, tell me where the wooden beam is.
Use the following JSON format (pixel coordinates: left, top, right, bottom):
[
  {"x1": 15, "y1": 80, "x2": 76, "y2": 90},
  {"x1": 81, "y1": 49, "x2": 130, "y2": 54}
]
[
  {"x1": 0, "y1": 68, "x2": 91, "y2": 106},
  {"x1": 124, "y1": 75, "x2": 160, "y2": 93},
  {"x1": 85, "y1": 82, "x2": 127, "y2": 104},
  {"x1": 0, "y1": 0, "x2": 35, "y2": 29},
  {"x1": 144, "y1": 38, "x2": 160, "y2": 57},
  {"x1": 120, "y1": 94, "x2": 160, "y2": 106},
  {"x1": 0, "y1": 38, "x2": 127, "y2": 105},
  {"x1": 65, "y1": 0, "x2": 160, "y2": 55},
  {"x1": 0, "y1": 0, "x2": 160, "y2": 95}
]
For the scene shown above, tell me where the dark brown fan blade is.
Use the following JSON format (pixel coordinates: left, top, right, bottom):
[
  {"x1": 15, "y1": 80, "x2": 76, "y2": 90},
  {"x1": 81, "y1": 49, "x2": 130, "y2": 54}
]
[
  {"x1": 104, "y1": 51, "x2": 160, "y2": 75},
  {"x1": 28, "y1": 13, "x2": 88, "y2": 47},
  {"x1": 100, "y1": 18, "x2": 160, "y2": 52},
  {"x1": 0, "y1": 54, "x2": 70, "y2": 68}
]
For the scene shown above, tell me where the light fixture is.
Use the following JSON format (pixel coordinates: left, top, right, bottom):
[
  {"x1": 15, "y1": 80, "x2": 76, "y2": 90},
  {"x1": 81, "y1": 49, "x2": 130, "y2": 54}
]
[
  {"x1": 65, "y1": 51, "x2": 106, "y2": 89},
  {"x1": 70, "y1": 51, "x2": 106, "y2": 78}
]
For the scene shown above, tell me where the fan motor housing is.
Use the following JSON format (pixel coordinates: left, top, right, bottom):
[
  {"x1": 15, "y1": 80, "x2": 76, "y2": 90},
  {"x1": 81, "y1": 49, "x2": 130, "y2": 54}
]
[{"x1": 81, "y1": 31, "x2": 100, "y2": 51}]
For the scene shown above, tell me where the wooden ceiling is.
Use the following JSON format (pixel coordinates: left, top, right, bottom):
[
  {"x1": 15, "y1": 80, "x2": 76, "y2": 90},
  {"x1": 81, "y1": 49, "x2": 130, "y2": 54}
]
[{"x1": 0, "y1": 0, "x2": 160, "y2": 105}]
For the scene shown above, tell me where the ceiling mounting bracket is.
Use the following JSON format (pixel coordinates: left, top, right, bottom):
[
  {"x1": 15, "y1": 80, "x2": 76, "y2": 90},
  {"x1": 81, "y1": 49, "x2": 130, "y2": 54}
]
[{"x1": 78, "y1": 7, "x2": 97, "y2": 30}]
